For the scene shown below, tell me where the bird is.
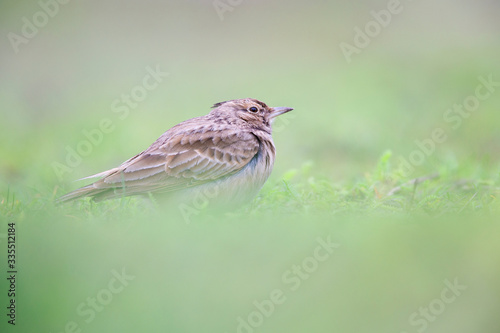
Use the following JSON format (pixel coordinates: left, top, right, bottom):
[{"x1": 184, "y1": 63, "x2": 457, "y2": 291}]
[{"x1": 57, "y1": 98, "x2": 293, "y2": 204}]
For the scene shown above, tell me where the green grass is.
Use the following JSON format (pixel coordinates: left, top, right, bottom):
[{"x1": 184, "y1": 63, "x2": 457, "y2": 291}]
[{"x1": 2, "y1": 150, "x2": 499, "y2": 221}]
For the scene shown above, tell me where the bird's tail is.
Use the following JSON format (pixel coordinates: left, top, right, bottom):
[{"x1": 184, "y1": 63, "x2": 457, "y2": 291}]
[{"x1": 55, "y1": 185, "x2": 108, "y2": 204}]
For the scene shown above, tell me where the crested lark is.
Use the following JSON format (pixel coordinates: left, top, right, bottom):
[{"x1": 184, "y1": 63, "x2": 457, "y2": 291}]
[{"x1": 57, "y1": 98, "x2": 293, "y2": 204}]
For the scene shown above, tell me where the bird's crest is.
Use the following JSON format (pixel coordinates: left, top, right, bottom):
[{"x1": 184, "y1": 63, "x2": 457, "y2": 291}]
[{"x1": 211, "y1": 99, "x2": 268, "y2": 109}]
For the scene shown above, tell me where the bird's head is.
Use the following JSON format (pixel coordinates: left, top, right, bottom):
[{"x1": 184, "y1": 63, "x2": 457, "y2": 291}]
[{"x1": 211, "y1": 98, "x2": 293, "y2": 130}]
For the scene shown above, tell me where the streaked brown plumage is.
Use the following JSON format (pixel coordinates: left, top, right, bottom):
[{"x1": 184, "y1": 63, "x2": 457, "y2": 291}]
[{"x1": 57, "y1": 98, "x2": 293, "y2": 203}]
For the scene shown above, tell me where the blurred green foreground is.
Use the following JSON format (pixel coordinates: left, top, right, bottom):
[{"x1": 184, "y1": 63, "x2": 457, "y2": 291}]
[{"x1": 1, "y1": 209, "x2": 499, "y2": 332}]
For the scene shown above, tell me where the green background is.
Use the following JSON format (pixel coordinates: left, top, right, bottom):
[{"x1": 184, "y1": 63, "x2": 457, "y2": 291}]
[{"x1": 1, "y1": 0, "x2": 500, "y2": 332}]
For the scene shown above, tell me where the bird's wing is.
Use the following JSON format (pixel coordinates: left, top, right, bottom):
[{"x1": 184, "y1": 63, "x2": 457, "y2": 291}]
[{"x1": 91, "y1": 127, "x2": 260, "y2": 194}]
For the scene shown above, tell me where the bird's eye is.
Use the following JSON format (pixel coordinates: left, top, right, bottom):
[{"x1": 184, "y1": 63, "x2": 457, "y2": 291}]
[{"x1": 248, "y1": 106, "x2": 259, "y2": 113}]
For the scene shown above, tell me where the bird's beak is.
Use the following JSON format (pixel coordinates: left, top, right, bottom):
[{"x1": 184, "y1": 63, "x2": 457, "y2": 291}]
[{"x1": 269, "y1": 106, "x2": 293, "y2": 119}]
